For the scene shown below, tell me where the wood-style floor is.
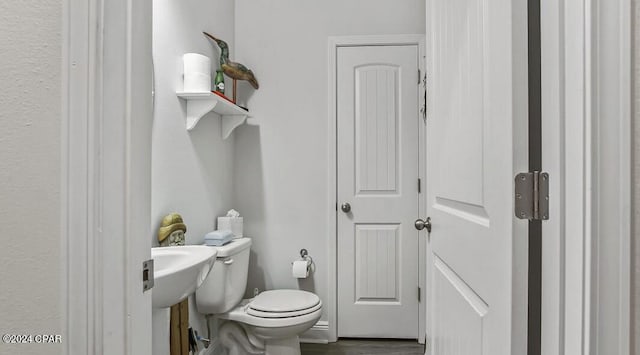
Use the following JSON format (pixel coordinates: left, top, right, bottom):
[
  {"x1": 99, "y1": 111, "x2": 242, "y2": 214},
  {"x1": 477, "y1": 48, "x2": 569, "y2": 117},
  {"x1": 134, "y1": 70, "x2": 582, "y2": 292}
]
[{"x1": 301, "y1": 339, "x2": 425, "y2": 355}]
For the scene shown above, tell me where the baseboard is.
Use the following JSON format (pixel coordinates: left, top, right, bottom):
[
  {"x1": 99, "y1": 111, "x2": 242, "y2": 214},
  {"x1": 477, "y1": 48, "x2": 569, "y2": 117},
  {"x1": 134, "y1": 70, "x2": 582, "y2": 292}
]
[{"x1": 299, "y1": 320, "x2": 329, "y2": 344}]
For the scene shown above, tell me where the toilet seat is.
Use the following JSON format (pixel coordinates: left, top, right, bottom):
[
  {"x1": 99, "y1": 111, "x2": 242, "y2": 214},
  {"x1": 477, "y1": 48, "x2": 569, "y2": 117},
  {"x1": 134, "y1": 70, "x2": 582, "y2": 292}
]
[
  {"x1": 247, "y1": 290, "x2": 320, "y2": 318},
  {"x1": 219, "y1": 295, "x2": 323, "y2": 328},
  {"x1": 247, "y1": 301, "x2": 322, "y2": 318}
]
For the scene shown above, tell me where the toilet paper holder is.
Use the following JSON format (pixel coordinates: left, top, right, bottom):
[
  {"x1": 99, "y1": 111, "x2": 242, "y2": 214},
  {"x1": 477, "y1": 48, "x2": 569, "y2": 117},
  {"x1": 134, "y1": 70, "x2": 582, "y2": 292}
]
[
  {"x1": 300, "y1": 249, "x2": 314, "y2": 264},
  {"x1": 299, "y1": 248, "x2": 310, "y2": 260},
  {"x1": 293, "y1": 249, "x2": 314, "y2": 274}
]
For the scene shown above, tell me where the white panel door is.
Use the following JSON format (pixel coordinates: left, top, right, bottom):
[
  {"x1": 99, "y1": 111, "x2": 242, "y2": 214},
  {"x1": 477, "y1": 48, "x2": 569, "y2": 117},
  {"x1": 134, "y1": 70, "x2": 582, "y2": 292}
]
[
  {"x1": 425, "y1": 0, "x2": 528, "y2": 354},
  {"x1": 337, "y1": 45, "x2": 420, "y2": 338}
]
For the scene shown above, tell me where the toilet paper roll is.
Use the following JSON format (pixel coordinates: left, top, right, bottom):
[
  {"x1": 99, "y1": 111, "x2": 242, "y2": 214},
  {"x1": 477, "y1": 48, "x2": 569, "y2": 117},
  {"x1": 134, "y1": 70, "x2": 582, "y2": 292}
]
[
  {"x1": 292, "y1": 260, "x2": 309, "y2": 278},
  {"x1": 184, "y1": 72, "x2": 211, "y2": 92},
  {"x1": 183, "y1": 53, "x2": 211, "y2": 76}
]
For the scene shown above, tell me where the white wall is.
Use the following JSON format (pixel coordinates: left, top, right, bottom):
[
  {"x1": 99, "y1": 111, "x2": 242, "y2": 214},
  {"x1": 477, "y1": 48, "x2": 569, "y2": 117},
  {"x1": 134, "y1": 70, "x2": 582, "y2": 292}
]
[
  {"x1": 633, "y1": 1, "x2": 640, "y2": 353},
  {"x1": 0, "y1": 1, "x2": 62, "y2": 354},
  {"x1": 151, "y1": 0, "x2": 235, "y2": 353},
  {"x1": 233, "y1": 0, "x2": 425, "y2": 328}
]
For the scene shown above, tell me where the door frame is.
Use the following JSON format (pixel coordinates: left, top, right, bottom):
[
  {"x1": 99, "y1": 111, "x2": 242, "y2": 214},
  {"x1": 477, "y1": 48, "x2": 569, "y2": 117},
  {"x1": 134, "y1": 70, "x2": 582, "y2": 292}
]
[
  {"x1": 327, "y1": 34, "x2": 426, "y2": 343},
  {"x1": 61, "y1": 0, "x2": 153, "y2": 353},
  {"x1": 62, "y1": 0, "x2": 633, "y2": 351},
  {"x1": 541, "y1": 0, "x2": 631, "y2": 354}
]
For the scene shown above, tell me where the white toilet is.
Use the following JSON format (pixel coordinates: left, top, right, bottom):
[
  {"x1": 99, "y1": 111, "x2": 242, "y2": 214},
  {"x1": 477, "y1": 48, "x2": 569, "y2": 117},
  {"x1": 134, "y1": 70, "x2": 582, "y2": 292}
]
[{"x1": 195, "y1": 238, "x2": 322, "y2": 355}]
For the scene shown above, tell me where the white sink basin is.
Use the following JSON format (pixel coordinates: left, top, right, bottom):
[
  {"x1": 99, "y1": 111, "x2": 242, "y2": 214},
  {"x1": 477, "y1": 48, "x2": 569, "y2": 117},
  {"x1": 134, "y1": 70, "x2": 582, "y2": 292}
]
[{"x1": 151, "y1": 245, "x2": 217, "y2": 308}]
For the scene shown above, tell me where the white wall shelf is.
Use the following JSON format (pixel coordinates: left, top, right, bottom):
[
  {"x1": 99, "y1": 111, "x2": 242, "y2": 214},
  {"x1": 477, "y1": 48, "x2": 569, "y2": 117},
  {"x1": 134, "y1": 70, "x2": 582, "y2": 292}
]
[{"x1": 177, "y1": 91, "x2": 250, "y2": 139}]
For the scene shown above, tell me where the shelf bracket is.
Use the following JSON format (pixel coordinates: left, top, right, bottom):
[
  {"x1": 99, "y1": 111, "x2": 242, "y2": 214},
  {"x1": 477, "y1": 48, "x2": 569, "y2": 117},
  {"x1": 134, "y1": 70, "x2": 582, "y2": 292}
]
[
  {"x1": 222, "y1": 115, "x2": 248, "y2": 139},
  {"x1": 177, "y1": 92, "x2": 251, "y2": 138},
  {"x1": 185, "y1": 99, "x2": 219, "y2": 131}
]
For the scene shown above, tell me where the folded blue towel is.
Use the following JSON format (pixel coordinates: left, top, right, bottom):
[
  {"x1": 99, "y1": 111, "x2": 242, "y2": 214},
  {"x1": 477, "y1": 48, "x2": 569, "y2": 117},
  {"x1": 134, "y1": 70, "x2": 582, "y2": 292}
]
[{"x1": 204, "y1": 230, "x2": 234, "y2": 246}]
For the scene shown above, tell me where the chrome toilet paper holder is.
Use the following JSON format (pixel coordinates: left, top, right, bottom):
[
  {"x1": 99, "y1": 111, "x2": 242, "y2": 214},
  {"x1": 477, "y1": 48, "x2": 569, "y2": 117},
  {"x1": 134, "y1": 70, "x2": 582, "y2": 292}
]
[
  {"x1": 299, "y1": 249, "x2": 313, "y2": 263},
  {"x1": 294, "y1": 249, "x2": 314, "y2": 273}
]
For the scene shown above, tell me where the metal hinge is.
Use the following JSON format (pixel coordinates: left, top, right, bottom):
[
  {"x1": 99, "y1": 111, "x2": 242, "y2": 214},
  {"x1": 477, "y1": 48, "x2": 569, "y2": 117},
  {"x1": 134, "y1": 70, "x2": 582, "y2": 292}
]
[
  {"x1": 514, "y1": 171, "x2": 549, "y2": 220},
  {"x1": 418, "y1": 178, "x2": 422, "y2": 193},
  {"x1": 418, "y1": 287, "x2": 422, "y2": 302},
  {"x1": 420, "y1": 71, "x2": 427, "y2": 122},
  {"x1": 143, "y1": 259, "x2": 154, "y2": 292},
  {"x1": 418, "y1": 69, "x2": 421, "y2": 84}
]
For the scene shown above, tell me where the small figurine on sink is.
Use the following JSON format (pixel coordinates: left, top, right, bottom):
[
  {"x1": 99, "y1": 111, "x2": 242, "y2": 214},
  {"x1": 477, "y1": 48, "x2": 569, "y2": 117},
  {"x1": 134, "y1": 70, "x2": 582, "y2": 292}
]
[{"x1": 158, "y1": 212, "x2": 187, "y2": 247}]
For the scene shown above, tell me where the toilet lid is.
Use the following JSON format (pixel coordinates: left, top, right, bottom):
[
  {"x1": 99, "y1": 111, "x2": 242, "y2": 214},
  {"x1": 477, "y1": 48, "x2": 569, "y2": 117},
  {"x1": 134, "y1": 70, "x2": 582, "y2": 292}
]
[
  {"x1": 246, "y1": 301, "x2": 322, "y2": 319},
  {"x1": 248, "y1": 290, "x2": 320, "y2": 314}
]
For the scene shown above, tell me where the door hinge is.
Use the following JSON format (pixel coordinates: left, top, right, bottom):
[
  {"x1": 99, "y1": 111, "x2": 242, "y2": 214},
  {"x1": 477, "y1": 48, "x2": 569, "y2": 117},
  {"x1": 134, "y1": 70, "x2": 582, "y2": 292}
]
[
  {"x1": 514, "y1": 171, "x2": 549, "y2": 220},
  {"x1": 418, "y1": 178, "x2": 422, "y2": 193},
  {"x1": 420, "y1": 71, "x2": 427, "y2": 122},
  {"x1": 418, "y1": 69, "x2": 421, "y2": 84},
  {"x1": 143, "y1": 259, "x2": 154, "y2": 292},
  {"x1": 418, "y1": 287, "x2": 422, "y2": 302}
]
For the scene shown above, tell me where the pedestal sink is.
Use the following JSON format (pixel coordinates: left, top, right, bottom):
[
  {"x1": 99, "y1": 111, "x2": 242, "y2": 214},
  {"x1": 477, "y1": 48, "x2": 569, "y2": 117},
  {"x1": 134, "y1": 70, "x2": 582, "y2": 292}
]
[{"x1": 151, "y1": 245, "x2": 217, "y2": 308}]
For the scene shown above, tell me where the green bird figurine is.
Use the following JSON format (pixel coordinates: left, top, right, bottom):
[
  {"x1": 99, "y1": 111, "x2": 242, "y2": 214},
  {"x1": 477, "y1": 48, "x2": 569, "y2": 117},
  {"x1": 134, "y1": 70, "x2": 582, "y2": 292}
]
[{"x1": 204, "y1": 32, "x2": 259, "y2": 103}]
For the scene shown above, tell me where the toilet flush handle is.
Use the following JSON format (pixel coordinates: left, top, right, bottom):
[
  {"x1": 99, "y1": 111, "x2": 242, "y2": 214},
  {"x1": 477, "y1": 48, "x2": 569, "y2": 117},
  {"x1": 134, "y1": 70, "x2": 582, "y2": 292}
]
[{"x1": 223, "y1": 258, "x2": 234, "y2": 265}]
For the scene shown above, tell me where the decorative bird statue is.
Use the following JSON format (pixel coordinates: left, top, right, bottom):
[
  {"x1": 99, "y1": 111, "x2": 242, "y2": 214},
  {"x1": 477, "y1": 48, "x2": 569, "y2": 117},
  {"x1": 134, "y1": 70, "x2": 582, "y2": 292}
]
[{"x1": 203, "y1": 32, "x2": 259, "y2": 103}]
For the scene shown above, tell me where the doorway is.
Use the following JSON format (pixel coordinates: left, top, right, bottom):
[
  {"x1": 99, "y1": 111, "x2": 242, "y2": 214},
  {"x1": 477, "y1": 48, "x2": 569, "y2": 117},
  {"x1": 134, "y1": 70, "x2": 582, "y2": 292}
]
[{"x1": 62, "y1": 1, "x2": 633, "y2": 353}]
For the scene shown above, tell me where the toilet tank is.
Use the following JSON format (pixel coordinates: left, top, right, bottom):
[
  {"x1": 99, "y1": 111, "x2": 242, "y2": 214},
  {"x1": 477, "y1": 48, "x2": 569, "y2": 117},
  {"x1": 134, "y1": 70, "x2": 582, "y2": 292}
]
[{"x1": 195, "y1": 237, "x2": 252, "y2": 315}]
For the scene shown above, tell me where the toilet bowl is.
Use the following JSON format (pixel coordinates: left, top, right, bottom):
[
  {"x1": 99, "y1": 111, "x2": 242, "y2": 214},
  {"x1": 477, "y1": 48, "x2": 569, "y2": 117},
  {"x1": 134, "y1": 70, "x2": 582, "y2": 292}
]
[
  {"x1": 219, "y1": 290, "x2": 322, "y2": 355},
  {"x1": 195, "y1": 238, "x2": 322, "y2": 355}
]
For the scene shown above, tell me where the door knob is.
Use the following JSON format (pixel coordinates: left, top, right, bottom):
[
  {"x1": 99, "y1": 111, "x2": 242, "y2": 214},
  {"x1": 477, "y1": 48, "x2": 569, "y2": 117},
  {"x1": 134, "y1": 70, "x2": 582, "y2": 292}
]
[
  {"x1": 341, "y1": 203, "x2": 351, "y2": 213},
  {"x1": 415, "y1": 217, "x2": 432, "y2": 233}
]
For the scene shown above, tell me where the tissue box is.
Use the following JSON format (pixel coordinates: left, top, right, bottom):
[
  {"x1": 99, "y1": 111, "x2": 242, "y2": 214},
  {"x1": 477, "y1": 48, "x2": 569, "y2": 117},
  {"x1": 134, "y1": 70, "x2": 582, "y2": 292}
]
[
  {"x1": 204, "y1": 230, "x2": 234, "y2": 246},
  {"x1": 217, "y1": 217, "x2": 243, "y2": 238}
]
